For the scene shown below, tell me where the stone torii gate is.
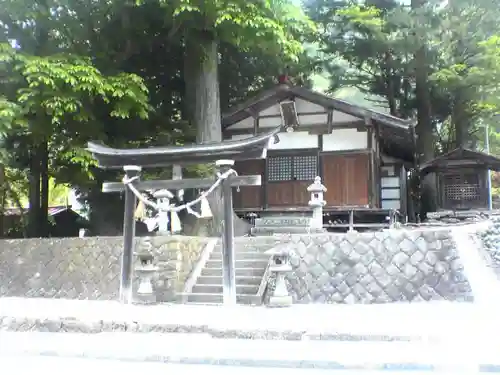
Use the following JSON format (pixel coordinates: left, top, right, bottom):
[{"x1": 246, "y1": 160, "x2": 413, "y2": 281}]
[{"x1": 87, "y1": 127, "x2": 280, "y2": 305}]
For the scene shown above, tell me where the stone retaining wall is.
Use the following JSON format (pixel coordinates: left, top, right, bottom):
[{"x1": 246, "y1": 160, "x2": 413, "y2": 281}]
[
  {"x1": 0, "y1": 236, "x2": 208, "y2": 300},
  {"x1": 0, "y1": 226, "x2": 474, "y2": 304},
  {"x1": 475, "y1": 217, "x2": 500, "y2": 280},
  {"x1": 266, "y1": 228, "x2": 473, "y2": 303}
]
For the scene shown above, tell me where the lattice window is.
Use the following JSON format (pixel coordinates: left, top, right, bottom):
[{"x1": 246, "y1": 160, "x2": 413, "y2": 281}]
[
  {"x1": 267, "y1": 155, "x2": 318, "y2": 182},
  {"x1": 443, "y1": 173, "x2": 481, "y2": 202},
  {"x1": 267, "y1": 156, "x2": 292, "y2": 182},
  {"x1": 293, "y1": 155, "x2": 318, "y2": 181}
]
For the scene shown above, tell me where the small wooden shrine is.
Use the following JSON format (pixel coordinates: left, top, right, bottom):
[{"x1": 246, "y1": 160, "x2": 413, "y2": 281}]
[{"x1": 419, "y1": 148, "x2": 500, "y2": 211}]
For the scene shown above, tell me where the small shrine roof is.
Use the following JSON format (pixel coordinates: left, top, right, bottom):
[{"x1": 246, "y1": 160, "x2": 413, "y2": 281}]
[{"x1": 419, "y1": 148, "x2": 500, "y2": 175}]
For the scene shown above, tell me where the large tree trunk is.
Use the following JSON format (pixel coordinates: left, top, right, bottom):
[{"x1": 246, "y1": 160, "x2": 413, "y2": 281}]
[
  {"x1": 27, "y1": 141, "x2": 50, "y2": 238},
  {"x1": 28, "y1": 1, "x2": 50, "y2": 238},
  {"x1": 183, "y1": 29, "x2": 250, "y2": 236},
  {"x1": 40, "y1": 140, "x2": 49, "y2": 237},
  {"x1": 415, "y1": 45, "x2": 437, "y2": 218},
  {"x1": 28, "y1": 145, "x2": 41, "y2": 237},
  {"x1": 185, "y1": 31, "x2": 222, "y2": 144},
  {"x1": 452, "y1": 95, "x2": 469, "y2": 148},
  {"x1": 0, "y1": 163, "x2": 5, "y2": 238},
  {"x1": 384, "y1": 51, "x2": 398, "y2": 116},
  {"x1": 412, "y1": 0, "x2": 437, "y2": 220}
]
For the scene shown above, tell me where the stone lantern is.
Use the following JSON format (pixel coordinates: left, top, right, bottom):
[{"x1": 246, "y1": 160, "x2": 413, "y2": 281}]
[
  {"x1": 307, "y1": 176, "x2": 327, "y2": 231},
  {"x1": 135, "y1": 238, "x2": 158, "y2": 304},
  {"x1": 265, "y1": 245, "x2": 293, "y2": 307}
]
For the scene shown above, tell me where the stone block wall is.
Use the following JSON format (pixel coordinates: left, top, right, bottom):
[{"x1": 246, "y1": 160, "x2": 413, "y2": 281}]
[
  {"x1": 0, "y1": 226, "x2": 475, "y2": 304},
  {"x1": 475, "y1": 217, "x2": 500, "y2": 279},
  {"x1": 0, "y1": 236, "x2": 208, "y2": 301},
  {"x1": 266, "y1": 228, "x2": 473, "y2": 303}
]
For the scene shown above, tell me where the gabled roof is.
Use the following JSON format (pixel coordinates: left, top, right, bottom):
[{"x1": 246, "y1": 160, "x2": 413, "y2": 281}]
[
  {"x1": 222, "y1": 84, "x2": 416, "y2": 161},
  {"x1": 223, "y1": 84, "x2": 414, "y2": 128},
  {"x1": 419, "y1": 148, "x2": 500, "y2": 175}
]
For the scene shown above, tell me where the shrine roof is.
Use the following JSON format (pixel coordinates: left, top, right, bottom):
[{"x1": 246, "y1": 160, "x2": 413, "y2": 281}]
[
  {"x1": 419, "y1": 148, "x2": 500, "y2": 175},
  {"x1": 222, "y1": 84, "x2": 416, "y2": 162}
]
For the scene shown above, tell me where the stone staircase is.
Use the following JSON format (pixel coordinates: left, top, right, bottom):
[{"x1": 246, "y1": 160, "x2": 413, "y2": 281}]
[{"x1": 183, "y1": 237, "x2": 278, "y2": 304}]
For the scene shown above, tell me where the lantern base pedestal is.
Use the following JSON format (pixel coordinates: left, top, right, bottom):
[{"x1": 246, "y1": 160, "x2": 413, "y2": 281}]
[{"x1": 268, "y1": 295, "x2": 293, "y2": 308}]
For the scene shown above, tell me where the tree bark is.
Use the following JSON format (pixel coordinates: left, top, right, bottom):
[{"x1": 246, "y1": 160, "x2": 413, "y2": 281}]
[
  {"x1": 0, "y1": 163, "x2": 5, "y2": 238},
  {"x1": 183, "y1": 29, "x2": 250, "y2": 236},
  {"x1": 27, "y1": 0, "x2": 50, "y2": 238},
  {"x1": 452, "y1": 94, "x2": 469, "y2": 148},
  {"x1": 412, "y1": 0, "x2": 437, "y2": 218},
  {"x1": 40, "y1": 140, "x2": 49, "y2": 237},
  {"x1": 384, "y1": 51, "x2": 398, "y2": 116},
  {"x1": 184, "y1": 30, "x2": 222, "y2": 144},
  {"x1": 28, "y1": 145, "x2": 41, "y2": 237}
]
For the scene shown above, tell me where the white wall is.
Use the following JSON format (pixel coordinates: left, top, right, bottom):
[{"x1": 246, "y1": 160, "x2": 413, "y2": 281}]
[
  {"x1": 322, "y1": 129, "x2": 367, "y2": 151},
  {"x1": 232, "y1": 128, "x2": 367, "y2": 152},
  {"x1": 380, "y1": 168, "x2": 401, "y2": 210},
  {"x1": 231, "y1": 131, "x2": 318, "y2": 150},
  {"x1": 381, "y1": 200, "x2": 400, "y2": 210}
]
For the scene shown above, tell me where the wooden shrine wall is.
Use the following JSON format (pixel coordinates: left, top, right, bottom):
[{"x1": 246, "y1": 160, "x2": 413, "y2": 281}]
[
  {"x1": 321, "y1": 153, "x2": 370, "y2": 207},
  {"x1": 265, "y1": 153, "x2": 317, "y2": 207}
]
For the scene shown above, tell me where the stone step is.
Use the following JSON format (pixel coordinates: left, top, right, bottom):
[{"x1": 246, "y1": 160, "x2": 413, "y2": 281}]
[
  {"x1": 196, "y1": 275, "x2": 262, "y2": 285},
  {"x1": 200, "y1": 267, "x2": 265, "y2": 277},
  {"x1": 204, "y1": 259, "x2": 269, "y2": 269},
  {"x1": 210, "y1": 251, "x2": 270, "y2": 260},
  {"x1": 212, "y1": 246, "x2": 275, "y2": 254},
  {"x1": 185, "y1": 293, "x2": 258, "y2": 304},
  {"x1": 232, "y1": 236, "x2": 280, "y2": 244},
  {"x1": 192, "y1": 284, "x2": 259, "y2": 295},
  {"x1": 220, "y1": 238, "x2": 280, "y2": 251}
]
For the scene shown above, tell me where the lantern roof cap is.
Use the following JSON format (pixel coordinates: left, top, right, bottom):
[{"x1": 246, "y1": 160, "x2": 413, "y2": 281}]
[
  {"x1": 265, "y1": 244, "x2": 290, "y2": 256},
  {"x1": 307, "y1": 176, "x2": 327, "y2": 192}
]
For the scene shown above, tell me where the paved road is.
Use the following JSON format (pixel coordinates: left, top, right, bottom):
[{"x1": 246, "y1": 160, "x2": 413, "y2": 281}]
[
  {"x1": 3, "y1": 298, "x2": 500, "y2": 373},
  {"x1": 0, "y1": 331, "x2": 496, "y2": 372},
  {"x1": 0, "y1": 355, "x2": 485, "y2": 375}
]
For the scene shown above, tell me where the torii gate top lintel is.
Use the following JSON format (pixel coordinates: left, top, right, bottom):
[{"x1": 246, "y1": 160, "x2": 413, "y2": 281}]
[{"x1": 87, "y1": 126, "x2": 281, "y2": 169}]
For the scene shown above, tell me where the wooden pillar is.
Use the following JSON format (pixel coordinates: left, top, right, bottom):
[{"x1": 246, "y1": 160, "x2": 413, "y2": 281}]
[
  {"x1": 366, "y1": 117, "x2": 378, "y2": 208},
  {"x1": 262, "y1": 157, "x2": 268, "y2": 209},
  {"x1": 318, "y1": 134, "x2": 324, "y2": 179}
]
